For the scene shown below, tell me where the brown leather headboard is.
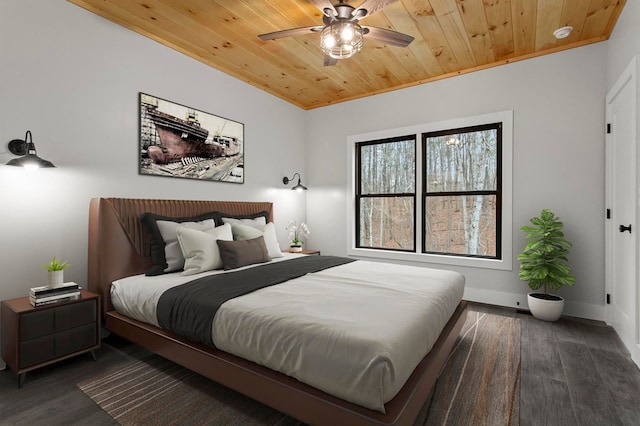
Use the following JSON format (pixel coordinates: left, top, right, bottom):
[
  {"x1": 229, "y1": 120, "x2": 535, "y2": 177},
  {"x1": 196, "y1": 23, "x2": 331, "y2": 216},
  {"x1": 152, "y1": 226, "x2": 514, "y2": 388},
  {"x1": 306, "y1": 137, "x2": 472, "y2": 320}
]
[{"x1": 88, "y1": 198, "x2": 274, "y2": 315}]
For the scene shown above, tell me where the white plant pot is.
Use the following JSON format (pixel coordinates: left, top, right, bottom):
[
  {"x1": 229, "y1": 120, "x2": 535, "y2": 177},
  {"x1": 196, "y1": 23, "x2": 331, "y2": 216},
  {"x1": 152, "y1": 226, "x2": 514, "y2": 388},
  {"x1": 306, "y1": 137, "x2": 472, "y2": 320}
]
[
  {"x1": 527, "y1": 293, "x2": 564, "y2": 322},
  {"x1": 47, "y1": 270, "x2": 64, "y2": 287},
  {"x1": 289, "y1": 245, "x2": 303, "y2": 253}
]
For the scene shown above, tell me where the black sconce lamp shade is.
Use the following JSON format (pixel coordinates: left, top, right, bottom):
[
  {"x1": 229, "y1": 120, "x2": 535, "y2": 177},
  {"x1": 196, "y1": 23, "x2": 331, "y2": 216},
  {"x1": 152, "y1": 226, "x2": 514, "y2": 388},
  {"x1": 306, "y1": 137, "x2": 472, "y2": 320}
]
[
  {"x1": 6, "y1": 130, "x2": 56, "y2": 169},
  {"x1": 282, "y1": 172, "x2": 308, "y2": 191}
]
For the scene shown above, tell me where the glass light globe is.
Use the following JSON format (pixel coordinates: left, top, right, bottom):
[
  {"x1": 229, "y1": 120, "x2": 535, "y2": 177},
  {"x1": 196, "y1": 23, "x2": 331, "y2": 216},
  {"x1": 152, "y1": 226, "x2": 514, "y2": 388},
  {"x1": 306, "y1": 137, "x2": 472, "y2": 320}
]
[
  {"x1": 322, "y1": 34, "x2": 336, "y2": 49},
  {"x1": 320, "y1": 22, "x2": 363, "y2": 60},
  {"x1": 341, "y1": 25, "x2": 354, "y2": 41}
]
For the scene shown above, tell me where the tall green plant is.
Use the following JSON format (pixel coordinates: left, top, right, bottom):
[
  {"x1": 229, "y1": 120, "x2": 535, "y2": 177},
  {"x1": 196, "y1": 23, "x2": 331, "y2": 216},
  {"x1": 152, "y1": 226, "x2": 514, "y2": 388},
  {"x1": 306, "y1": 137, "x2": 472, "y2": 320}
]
[{"x1": 518, "y1": 209, "x2": 575, "y2": 294}]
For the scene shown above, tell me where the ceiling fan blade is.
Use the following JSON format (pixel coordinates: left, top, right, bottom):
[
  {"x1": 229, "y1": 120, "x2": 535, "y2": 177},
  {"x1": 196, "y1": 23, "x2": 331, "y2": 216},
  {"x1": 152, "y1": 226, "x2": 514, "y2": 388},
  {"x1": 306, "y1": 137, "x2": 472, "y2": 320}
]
[
  {"x1": 258, "y1": 26, "x2": 322, "y2": 41},
  {"x1": 307, "y1": 0, "x2": 337, "y2": 17},
  {"x1": 354, "y1": 0, "x2": 398, "y2": 19},
  {"x1": 364, "y1": 26, "x2": 414, "y2": 47},
  {"x1": 323, "y1": 55, "x2": 338, "y2": 66}
]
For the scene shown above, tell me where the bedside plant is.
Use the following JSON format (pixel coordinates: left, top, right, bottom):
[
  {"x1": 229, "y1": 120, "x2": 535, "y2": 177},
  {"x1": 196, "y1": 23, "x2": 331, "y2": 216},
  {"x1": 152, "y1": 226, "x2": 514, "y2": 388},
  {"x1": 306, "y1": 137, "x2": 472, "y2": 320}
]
[
  {"x1": 43, "y1": 257, "x2": 70, "y2": 286},
  {"x1": 285, "y1": 220, "x2": 310, "y2": 253},
  {"x1": 518, "y1": 209, "x2": 575, "y2": 321},
  {"x1": 43, "y1": 257, "x2": 70, "y2": 272}
]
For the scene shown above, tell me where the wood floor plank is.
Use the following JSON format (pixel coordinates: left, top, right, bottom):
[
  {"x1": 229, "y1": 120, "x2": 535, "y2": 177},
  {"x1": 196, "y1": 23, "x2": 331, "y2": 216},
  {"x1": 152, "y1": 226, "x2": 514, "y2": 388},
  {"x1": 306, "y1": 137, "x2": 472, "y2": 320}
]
[
  {"x1": 520, "y1": 313, "x2": 565, "y2": 381},
  {"x1": 519, "y1": 375, "x2": 578, "y2": 426},
  {"x1": 519, "y1": 314, "x2": 578, "y2": 426},
  {"x1": 589, "y1": 347, "x2": 640, "y2": 425},
  {"x1": 557, "y1": 340, "x2": 624, "y2": 426},
  {"x1": 555, "y1": 316, "x2": 629, "y2": 353}
]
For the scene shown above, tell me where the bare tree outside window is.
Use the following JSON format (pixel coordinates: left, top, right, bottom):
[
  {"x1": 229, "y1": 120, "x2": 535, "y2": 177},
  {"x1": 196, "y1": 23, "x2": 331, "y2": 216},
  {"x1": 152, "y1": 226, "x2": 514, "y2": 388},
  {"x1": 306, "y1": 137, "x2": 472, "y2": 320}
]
[
  {"x1": 356, "y1": 136, "x2": 416, "y2": 251},
  {"x1": 350, "y1": 112, "x2": 511, "y2": 268},
  {"x1": 354, "y1": 123, "x2": 501, "y2": 259},
  {"x1": 423, "y1": 123, "x2": 501, "y2": 258}
]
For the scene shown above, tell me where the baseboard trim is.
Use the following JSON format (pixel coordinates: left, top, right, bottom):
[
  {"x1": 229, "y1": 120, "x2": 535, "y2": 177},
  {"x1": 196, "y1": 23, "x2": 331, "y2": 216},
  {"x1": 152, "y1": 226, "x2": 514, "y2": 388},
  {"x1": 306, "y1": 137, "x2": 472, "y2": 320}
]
[{"x1": 463, "y1": 287, "x2": 605, "y2": 321}]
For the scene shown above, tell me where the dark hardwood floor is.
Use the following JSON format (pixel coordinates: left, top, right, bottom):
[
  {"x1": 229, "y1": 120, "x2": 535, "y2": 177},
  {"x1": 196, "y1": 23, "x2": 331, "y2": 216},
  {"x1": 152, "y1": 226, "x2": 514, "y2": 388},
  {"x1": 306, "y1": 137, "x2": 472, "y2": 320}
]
[{"x1": 1, "y1": 303, "x2": 639, "y2": 425}]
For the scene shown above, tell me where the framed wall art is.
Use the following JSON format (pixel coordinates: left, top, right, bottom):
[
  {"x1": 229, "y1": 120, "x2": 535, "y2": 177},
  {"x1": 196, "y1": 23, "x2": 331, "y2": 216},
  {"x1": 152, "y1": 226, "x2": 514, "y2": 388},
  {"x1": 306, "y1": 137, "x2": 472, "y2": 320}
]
[{"x1": 139, "y1": 93, "x2": 244, "y2": 183}]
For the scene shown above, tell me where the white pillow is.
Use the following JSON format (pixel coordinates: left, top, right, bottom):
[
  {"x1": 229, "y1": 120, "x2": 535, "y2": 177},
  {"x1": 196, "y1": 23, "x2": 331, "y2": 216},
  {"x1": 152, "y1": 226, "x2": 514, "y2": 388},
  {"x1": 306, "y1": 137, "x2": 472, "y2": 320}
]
[
  {"x1": 176, "y1": 223, "x2": 233, "y2": 275},
  {"x1": 231, "y1": 222, "x2": 283, "y2": 259},
  {"x1": 156, "y1": 219, "x2": 216, "y2": 272},
  {"x1": 221, "y1": 216, "x2": 267, "y2": 228}
]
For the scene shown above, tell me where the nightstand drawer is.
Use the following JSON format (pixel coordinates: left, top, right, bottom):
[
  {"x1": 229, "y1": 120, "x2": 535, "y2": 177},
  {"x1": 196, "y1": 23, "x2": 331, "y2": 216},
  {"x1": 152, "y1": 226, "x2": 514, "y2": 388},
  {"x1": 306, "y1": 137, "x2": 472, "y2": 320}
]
[
  {"x1": 55, "y1": 323, "x2": 97, "y2": 357},
  {"x1": 55, "y1": 301, "x2": 96, "y2": 331},
  {"x1": 20, "y1": 309, "x2": 55, "y2": 340},
  {"x1": 20, "y1": 335, "x2": 55, "y2": 368}
]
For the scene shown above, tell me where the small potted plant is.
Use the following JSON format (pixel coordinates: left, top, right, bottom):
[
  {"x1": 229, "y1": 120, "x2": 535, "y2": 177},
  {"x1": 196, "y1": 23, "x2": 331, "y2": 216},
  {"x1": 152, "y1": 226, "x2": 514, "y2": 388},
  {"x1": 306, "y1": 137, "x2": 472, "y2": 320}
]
[
  {"x1": 43, "y1": 256, "x2": 70, "y2": 286},
  {"x1": 285, "y1": 220, "x2": 310, "y2": 253},
  {"x1": 518, "y1": 209, "x2": 575, "y2": 321}
]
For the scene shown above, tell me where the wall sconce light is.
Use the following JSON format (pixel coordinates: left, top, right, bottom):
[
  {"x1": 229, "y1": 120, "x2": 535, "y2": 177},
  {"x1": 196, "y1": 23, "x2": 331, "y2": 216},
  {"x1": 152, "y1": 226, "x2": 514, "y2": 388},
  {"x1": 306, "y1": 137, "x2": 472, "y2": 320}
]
[
  {"x1": 6, "y1": 130, "x2": 56, "y2": 170},
  {"x1": 282, "y1": 173, "x2": 308, "y2": 192}
]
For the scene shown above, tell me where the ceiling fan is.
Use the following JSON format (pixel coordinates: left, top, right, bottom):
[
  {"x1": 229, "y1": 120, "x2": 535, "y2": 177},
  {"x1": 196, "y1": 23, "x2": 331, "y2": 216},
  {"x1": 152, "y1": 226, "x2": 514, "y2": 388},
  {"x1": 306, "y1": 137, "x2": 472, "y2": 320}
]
[{"x1": 258, "y1": 0, "x2": 415, "y2": 66}]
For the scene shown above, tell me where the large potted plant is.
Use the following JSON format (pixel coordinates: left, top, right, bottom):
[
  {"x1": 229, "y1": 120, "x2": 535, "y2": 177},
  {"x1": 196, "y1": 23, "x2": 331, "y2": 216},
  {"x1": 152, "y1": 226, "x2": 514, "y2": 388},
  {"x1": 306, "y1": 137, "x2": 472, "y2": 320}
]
[{"x1": 518, "y1": 209, "x2": 575, "y2": 321}]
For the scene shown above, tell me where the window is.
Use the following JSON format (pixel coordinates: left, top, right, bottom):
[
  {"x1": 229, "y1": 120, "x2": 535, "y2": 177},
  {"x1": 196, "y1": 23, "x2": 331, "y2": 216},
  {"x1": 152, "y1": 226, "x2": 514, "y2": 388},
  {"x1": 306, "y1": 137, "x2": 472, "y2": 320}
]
[
  {"x1": 422, "y1": 123, "x2": 501, "y2": 258},
  {"x1": 348, "y1": 111, "x2": 512, "y2": 271},
  {"x1": 356, "y1": 136, "x2": 416, "y2": 251}
]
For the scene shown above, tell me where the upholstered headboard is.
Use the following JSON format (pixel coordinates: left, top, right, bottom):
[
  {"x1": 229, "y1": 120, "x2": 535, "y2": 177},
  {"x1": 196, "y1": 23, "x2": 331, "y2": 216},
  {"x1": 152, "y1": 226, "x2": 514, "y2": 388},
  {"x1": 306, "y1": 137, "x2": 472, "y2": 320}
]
[{"x1": 88, "y1": 198, "x2": 274, "y2": 315}]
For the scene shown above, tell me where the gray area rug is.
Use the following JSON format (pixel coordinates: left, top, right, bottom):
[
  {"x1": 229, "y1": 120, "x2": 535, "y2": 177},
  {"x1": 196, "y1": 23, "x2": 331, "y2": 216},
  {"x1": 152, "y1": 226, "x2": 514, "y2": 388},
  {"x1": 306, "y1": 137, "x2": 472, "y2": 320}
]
[{"x1": 78, "y1": 311, "x2": 519, "y2": 425}]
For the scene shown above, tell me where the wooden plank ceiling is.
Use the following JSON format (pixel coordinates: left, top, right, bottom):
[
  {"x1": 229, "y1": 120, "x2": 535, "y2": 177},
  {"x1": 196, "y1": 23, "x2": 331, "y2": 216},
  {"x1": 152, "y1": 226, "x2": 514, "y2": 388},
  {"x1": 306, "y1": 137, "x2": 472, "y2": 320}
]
[{"x1": 67, "y1": 0, "x2": 625, "y2": 110}]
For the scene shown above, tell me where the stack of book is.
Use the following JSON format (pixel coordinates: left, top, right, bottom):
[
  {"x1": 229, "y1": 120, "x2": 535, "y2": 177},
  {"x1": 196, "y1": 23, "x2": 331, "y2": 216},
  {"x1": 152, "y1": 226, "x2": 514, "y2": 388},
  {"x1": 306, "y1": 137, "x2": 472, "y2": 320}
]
[{"x1": 29, "y1": 282, "x2": 81, "y2": 307}]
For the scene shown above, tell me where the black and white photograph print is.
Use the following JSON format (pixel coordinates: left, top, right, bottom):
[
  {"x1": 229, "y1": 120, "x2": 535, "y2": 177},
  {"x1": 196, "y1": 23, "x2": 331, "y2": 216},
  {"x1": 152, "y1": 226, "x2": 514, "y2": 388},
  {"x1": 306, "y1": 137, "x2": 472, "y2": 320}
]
[{"x1": 139, "y1": 93, "x2": 244, "y2": 183}]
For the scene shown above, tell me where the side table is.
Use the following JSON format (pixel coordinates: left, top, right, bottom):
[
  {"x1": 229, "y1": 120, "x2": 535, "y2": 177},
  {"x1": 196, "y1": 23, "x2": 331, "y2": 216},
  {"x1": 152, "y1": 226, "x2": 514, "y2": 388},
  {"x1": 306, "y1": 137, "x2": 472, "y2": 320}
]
[
  {"x1": 1, "y1": 289, "x2": 101, "y2": 387},
  {"x1": 288, "y1": 249, "x2": 321, "y2": 255}
]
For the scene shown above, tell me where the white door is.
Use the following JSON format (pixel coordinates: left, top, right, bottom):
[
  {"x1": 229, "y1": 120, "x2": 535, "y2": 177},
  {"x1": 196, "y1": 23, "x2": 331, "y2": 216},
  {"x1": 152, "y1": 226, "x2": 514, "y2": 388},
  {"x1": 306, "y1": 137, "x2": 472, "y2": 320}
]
[{"x1": 606, "y1": 55, "x2": 639, "y2": 366}]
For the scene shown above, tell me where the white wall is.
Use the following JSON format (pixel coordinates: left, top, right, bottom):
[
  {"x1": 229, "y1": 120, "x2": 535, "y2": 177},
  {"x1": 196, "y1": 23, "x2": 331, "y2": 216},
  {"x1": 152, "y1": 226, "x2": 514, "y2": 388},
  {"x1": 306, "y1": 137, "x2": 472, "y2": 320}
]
[
  {"x1": 306, "y1": 43, "x2": 608, "y2": 320},
  {"x1": 0, "y1": 1, "x2": 307, "y2": 307},
  {"x1": 606, "y1": 0, "x2": 640, "y2": 88}
]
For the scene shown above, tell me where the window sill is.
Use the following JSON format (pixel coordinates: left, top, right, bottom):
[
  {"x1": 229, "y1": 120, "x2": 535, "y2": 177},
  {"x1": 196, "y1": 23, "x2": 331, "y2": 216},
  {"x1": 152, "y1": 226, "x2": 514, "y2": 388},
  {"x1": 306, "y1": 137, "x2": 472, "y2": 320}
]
[{"x1": 346, "y1": 247, "x2": 512, "y2": 271}]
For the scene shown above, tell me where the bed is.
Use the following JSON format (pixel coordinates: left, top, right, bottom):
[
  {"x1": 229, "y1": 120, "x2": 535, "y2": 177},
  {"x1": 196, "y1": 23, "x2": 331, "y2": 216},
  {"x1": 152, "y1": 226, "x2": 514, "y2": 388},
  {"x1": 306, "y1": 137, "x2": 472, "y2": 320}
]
[{"x1": 88, "y1": 197, "x2": 468, "y2": 425}]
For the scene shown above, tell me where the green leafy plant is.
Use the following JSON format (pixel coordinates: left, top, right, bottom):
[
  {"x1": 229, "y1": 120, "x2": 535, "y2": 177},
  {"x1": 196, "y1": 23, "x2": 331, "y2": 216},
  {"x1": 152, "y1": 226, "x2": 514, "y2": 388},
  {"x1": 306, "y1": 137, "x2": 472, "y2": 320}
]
[
  {"x1": 518, "y1": 209, "x2": 575, "y2": 295},
  {"x1": 43, "y1": 256, "x2": 70, "y2": 272}
]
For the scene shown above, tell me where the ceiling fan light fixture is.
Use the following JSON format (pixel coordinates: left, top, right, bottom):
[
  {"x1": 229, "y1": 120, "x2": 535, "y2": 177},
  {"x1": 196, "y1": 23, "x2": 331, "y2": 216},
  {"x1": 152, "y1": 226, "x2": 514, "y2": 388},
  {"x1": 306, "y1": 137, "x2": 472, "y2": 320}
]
[{"x1": 321, "y1": 21, "x2": 363, "y2": 60}]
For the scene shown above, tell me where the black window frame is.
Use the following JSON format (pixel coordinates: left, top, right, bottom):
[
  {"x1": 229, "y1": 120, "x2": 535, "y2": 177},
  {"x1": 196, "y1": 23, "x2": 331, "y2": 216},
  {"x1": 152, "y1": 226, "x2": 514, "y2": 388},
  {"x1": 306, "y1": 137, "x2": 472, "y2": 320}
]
[
  {"x1": 421, "y1": 122, "x2": 503, "y2": 259},
  {"x1": 355, "y1": 135, "x2": 417, "y2": 252}
]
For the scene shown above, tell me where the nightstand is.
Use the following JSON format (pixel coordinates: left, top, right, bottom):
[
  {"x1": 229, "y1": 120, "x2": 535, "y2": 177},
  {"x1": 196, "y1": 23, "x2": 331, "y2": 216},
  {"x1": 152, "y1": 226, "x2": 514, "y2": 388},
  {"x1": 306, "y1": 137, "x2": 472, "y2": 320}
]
[
  {"x1": 1, "y1": 290, "x2": 101, "y2": 388},
  {"x1": 289, "y1": 249, "x2": 320, "y2": 255}
]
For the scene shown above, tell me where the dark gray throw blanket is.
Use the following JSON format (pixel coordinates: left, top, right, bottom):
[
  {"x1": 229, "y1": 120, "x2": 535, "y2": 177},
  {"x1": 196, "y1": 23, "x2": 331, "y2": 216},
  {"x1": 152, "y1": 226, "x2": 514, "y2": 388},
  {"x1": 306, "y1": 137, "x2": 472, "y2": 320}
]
[{"x1": 157, "y1": 255, "x2": 356, "y2": 347}]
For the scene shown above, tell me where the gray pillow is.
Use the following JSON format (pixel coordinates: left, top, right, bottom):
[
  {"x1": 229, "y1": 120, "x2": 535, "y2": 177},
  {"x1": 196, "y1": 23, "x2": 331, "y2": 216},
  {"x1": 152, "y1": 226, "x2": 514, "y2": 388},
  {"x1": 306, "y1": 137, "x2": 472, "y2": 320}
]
[
  {"x1": 218, "y1": 211, "x2": 269, "y2": 227},
  {"x1": 156, "y1": 219, "x2": 216, "y2": 273},
  {"x1": 221, "y1": 216, "x2": 267, "y2": 228},
  {"x1": 216, "y1": 236, "x2": 271, "y2": 270},
  {"x1": 177, "y1": 223, "x2": 233, "y2": 275},
  {"x1": 140, "y1": 211, "x2": 220, "y2": 276},
  {"x1": 230, "y1": 222, "x2": 283, "y2": 259}
]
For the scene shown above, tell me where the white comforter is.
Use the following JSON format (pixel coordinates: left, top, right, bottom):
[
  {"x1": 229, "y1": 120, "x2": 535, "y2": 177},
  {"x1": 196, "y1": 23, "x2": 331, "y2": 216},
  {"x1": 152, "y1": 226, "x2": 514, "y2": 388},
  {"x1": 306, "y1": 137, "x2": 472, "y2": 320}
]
[{"x1": 111, "y1": 254, "x2": 464, "y2": 412}]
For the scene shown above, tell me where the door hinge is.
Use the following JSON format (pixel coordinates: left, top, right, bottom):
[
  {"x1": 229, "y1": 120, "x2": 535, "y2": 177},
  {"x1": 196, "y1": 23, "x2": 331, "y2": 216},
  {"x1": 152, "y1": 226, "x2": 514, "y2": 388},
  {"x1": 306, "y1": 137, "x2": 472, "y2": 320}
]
[
  {"x1": 606, "y1": 293, "x2": 611, "y2": 304},
  {"x1": 607, "y1": 123, "x2": 612, "y2": 134},
  {"x1": 606, "y1": 208, "x2": 611, "y2": 219}
]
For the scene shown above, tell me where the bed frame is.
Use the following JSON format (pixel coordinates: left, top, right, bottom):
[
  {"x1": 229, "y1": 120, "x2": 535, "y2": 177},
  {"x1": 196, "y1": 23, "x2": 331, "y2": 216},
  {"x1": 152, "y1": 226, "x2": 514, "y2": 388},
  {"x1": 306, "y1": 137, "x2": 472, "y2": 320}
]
[{"x1": 88, "y1": 197, "x2": 468, "y2": 426}]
